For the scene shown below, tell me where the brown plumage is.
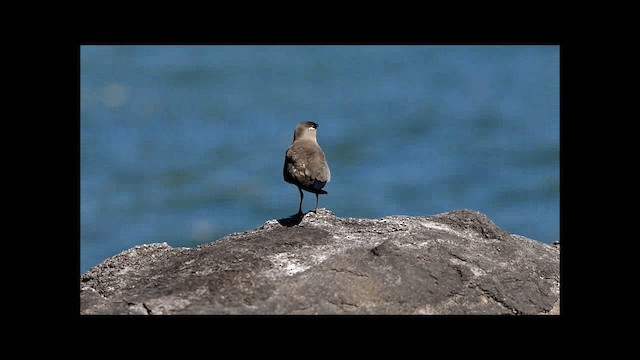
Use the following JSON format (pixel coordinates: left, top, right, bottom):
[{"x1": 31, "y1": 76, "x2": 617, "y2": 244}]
[{"x1": 283, "y1": 121, "x2": 331, "y2": 215}]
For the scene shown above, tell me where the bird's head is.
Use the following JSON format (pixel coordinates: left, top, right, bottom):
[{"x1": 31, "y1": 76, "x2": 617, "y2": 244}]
[{"x1": 293, "y1": 121, "x2": 319, "y2": 141}]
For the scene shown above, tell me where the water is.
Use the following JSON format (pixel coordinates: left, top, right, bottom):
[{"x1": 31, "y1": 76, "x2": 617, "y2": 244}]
[{"x1": 80, "y1": 45, "x2": 559, "y2": 274}]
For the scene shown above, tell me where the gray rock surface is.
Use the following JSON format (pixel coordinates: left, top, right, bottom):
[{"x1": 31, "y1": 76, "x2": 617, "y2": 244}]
[{"x1": 80, "y1": 209, "x2": 560, "y2": 315}]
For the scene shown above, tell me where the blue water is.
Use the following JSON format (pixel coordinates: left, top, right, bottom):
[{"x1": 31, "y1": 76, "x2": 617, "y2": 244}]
[{"x1": 80, "y1": 45, "x2": 559, "y2": 274}]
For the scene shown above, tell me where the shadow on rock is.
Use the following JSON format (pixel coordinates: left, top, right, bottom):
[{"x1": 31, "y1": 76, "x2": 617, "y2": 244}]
[{"x1": 277, "y1": 212, "x2": 305, "y2": 227}]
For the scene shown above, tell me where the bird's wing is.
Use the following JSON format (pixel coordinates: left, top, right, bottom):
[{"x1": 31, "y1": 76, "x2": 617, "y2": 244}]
[
  {"x1": 312, "y1": 150, "x2": 330, "y2": 183},
  {"x1": 284, "y1": 142, "x2": 330, "y2": 186},
  {"x1": 284, "y1": 147, "x2": 313, "y2": 188}
]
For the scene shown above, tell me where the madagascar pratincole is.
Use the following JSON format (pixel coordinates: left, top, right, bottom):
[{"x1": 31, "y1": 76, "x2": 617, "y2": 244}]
[{"x1": 283, "y1": 121, "x2": 331, "y2": 216}]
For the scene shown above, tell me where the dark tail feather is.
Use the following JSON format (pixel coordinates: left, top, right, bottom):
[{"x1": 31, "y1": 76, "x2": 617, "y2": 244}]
[{"x1": 300, "y1": 185, "x2": 327, "y2": 195}]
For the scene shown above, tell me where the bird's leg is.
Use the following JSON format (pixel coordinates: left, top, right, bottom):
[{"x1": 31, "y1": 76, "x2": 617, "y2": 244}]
[
  {"x1": 297, "y1": 187, "x2": 304, "y2": 215},
  {"x1": 314, "y1": 193, "x2": 319, "y2": 213}
]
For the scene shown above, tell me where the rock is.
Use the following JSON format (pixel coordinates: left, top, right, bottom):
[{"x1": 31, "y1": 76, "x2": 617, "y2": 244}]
[{"x1": 80, "y1": 209, "x2": 560, "y2": 315}]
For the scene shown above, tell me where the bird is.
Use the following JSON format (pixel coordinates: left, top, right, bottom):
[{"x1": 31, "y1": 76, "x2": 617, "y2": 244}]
[{"x1": 283, "y1": 121, "x2": 331, "y2": 216}]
